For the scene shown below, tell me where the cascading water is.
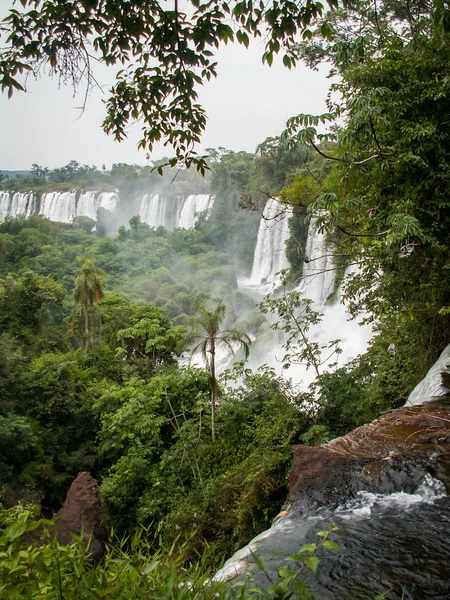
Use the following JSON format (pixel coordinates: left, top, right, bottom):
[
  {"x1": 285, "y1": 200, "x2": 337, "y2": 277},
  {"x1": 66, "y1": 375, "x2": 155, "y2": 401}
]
[
  {"x1": 216, "y1": 475, "x2": 450, "y2": 599},
  {"x1": 39, "y1": 190, "x2": 119, "y2": 222},
  {"x1": 0, "y1": 190, "x2": 118, "y2": 224},
  {"x1": 248, "y1": 198, "x2": 291, "y2": 288},
  {"x1": 76, "y1": 191, "x2": 118, "y2": 220},
  {"x1": 0, "y1": 191, "x2": 38, "y2": 221},
  {"x1": 215, "y1": 347, "x2": 450, "y2": 598},
  {"x1": 406, "y1": 344, "x2": 450, "y2": 406},
  {"x1": 39, "y1": 191, "x2": 78, "y2": 222},
  {"x1": 241, "y1": 211, "x2": 372, "y2": 388},
  {"x1": 0, "y1": 189, "x2": 212, "y2": 230},
  {"x1": 139, "y1": 193, "x2": 184, "y2": 230},
  {"x1": 177, "y1": 194, "x2": 214, "y2": 229},
  {"x1": 76, "y1": 191, "x2": 98, "y2": 220}
]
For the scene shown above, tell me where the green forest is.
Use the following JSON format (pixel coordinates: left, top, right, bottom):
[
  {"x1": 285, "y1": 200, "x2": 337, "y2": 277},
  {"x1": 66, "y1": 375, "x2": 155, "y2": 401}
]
[{"x1": 1, "y1": 0, "x2": 450, "y2": 597}]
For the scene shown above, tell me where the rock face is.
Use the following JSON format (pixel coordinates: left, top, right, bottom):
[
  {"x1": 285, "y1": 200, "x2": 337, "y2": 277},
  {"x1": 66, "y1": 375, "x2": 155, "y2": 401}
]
[
  {"x1": 55, "y1": 472, "x2": 107, "y2": 560},
  {"x1": 216, "y1": 400, "x2": 450, "y2": 599}
]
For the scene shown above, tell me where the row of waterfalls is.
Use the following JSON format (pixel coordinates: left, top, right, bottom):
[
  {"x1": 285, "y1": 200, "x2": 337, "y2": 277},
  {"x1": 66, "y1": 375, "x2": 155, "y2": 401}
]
[
  {"x1": 0, "y1": 190, "x2": 118, "y2": 223},
  {"x1": 0, "y1": 190, "x2": 214, "y2": 230}
]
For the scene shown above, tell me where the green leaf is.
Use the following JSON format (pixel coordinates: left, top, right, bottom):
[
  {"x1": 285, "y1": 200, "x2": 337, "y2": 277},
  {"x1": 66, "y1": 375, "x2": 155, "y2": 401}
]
[
  {"x1": 300, "y1": 543, "x2": 316, "y2": 553},
  {"x1": 322, "y1": 540, "x2": 341, "y2": 552},
  {"x1": 305, "y1": 555, "x2": 320, "y2": 573}
]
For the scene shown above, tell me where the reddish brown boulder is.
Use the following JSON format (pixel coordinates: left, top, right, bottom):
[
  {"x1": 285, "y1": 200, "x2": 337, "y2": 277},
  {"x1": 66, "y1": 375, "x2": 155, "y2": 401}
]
[
  {"x1": 55, "y1": 471, "x2": 107, "y2": 560},
  {"x1": 288, "y1": 403, "x2": 450, "y2": 512}
]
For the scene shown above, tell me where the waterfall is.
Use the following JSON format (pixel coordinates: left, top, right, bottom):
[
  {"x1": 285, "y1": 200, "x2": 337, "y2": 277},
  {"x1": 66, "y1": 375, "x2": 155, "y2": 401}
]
[
  {"x1": 76, "y1": 191, "x2": 118, "y2": 220},
  {"x1": 177, "y1": 194, "x2": 214, "y2": 229},
  {"x1": 0, "y1": 190, "x2": 118, "y2": 224},
  {"x1": 249, "y1": 198, "x2": 291, "y2": 287},
  {"x1": 214, "y1": 358, "x2": 450, "y2": 598},
  {"x1": 215, "y1": 474, "x2": 450, "y2": 598},
  {"x1": 97, "y1": 192, "x2": 118, "y2": 212},
  {"x1": 298, "y1": 215, "x2": 336, "y2": 306},
  {"x1": 39, "y1": 191, "x2": 78, "y2": 222},
  {"x1": 405, "y1": 344, "x2": 450, "y2": 405},
  {"x1": 0, "y1": 192, "x2": 37, "y2": 221},
  {"x1": 290, "y1": 217, "x2": 372, "y2": 384},
  {"x1": 76, "y1": 191, "x2": 99, "y2": 220},
  {"x1": 241, "y1": 211, "x2": 372, "y2": 388},
  {"x1": 139, "y1": 193, "x2": 184, "y2": 230},
  {"x1": 0, "y1": 188, "x2": 211, "y2": 229},
  {"x1": 139, "y1": 193, "x2": 213, "y2": 230}
]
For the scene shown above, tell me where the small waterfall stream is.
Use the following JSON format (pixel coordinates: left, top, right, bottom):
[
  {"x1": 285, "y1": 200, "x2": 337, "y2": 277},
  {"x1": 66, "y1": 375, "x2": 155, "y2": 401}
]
[
  {"x1": 139, "y1": 193, "x2": 184, "y2": 229},
  {"x1": 177, "y1": 194, "x2": 214, "y2": 229}
]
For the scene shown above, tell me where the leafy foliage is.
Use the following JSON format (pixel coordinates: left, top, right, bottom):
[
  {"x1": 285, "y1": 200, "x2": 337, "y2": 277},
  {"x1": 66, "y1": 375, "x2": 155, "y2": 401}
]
[{"x1": 0, "y1": 0, "x2": 338, "y2": 167}]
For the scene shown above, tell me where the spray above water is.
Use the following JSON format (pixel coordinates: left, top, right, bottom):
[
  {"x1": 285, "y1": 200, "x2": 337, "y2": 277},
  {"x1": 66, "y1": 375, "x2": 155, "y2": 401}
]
[{"x1": 241, "y1": 205, "x2": 372, "y2": 389}]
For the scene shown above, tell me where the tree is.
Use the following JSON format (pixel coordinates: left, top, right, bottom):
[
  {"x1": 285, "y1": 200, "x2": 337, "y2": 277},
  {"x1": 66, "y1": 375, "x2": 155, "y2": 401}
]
[
  {"x1": 277, "y1": 0, "x2": 450, "y2": 369},
  {"x1": 31, "y1": 164, "x2": 49, "y2": 179},
  {"x1": 187, "y1": 300, "x2": 250, "y2": 442},
  {"x1": 0, "y1": 270, "x2": 63, "y2": 339},
  {"x1": 0, "y1": 0, "x2": 338, "y2": 169},
  {"x1": 73, "y1": 260, "x2": 105, "y2": 349}
]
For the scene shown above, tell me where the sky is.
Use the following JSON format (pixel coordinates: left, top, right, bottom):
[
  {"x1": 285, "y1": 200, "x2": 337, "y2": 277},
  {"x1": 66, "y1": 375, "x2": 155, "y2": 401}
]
[{"x1": 0, "y1": 1, "x2": 332, "y2": 170}]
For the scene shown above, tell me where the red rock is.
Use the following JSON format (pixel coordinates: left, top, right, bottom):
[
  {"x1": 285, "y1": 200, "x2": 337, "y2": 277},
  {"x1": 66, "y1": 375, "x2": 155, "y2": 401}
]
[{"x1": 55, "y1": 472, "x2": 107, "y2": 560}]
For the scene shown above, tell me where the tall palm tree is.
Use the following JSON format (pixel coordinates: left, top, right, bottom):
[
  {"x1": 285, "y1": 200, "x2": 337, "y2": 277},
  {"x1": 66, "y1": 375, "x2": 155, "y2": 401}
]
[
  {"x1": 73, "y1": 259, "x2": 105, "y2": 348},
  {"x1": 187, "y1": 300, "x2": 251, "y2": 442}
]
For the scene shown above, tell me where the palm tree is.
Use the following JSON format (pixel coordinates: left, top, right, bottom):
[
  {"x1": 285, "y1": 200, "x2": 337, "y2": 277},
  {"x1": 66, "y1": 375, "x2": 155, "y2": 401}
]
[
  {"x1": 73, "y1": 259, "x2": 105, "y2": 348},
  {"x1": 187, "y1": 300, "x2": 251, "y2": 442}
]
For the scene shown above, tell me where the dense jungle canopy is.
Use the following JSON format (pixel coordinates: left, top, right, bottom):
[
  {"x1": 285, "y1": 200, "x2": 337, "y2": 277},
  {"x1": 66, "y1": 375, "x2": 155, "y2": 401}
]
[{"x1": 0, "y1": 0, "x2": 450, "y2": 597}]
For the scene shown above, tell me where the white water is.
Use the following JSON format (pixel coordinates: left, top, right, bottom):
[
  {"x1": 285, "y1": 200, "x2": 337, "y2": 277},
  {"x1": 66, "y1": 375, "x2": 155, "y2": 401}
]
[
  {"x1": 76, "y1": 191, "x2": 118, "y2": 220},
  {"x1": 405, "y1": 344, "x2": 450, "y2": 406},
  {"x1": 177, "y1": 194, "x2": 214, "y2": 229},
  {"x1": 39, "y1": 191, "x2": 119, "y2": 222},
  {"x1": 0, "y1": 191, "x2": 38, "y2": 221},
  {"x1": 241, "y1": 213, "x2": 372, "y2": 389},
  {"x1": 39, "y1": 191, "x2": 78, "y2": 222},
  {"x1": 139, "y1": 193, "x2": 184, "y2": 230},
  {"x1": 215, "y1": 473, "x2": 446, "y2": 583},
  {"x1": 0, "y1": 190, "x2": 118, "y2": 224},
  {"x1": 247, "y1": 198, "x2": 291, "y2": 288},
  {"x1": 0, "y1": 189, "x2": 212, "y2": 230}
]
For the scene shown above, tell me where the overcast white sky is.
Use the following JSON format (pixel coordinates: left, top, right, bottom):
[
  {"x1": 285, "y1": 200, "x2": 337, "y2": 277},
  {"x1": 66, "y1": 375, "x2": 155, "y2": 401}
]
[{"x1": 0, "y1": 1, "x2": 331, "y2": 170}]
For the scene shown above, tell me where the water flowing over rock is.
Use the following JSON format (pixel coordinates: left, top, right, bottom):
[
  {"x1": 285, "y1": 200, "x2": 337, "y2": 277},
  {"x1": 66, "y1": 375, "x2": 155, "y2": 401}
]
[
  {"x1": 38, "y1": 191, "x2": 119, "y2": 223},
  {"x1": 249, "y1": 198, "x2": 291, "y2": 288},
  {"x1": 139, "y1": 193, "x2": 184, "y2": 229},
  {"x1": 215, "y1": 363, "x2": 450, "y2": 599},
  {"x1": 405, "y1": 344, "x2": 450, "y2": 406},
  {"x1": 298, "y1": 215, "x2": 336, "y2": 306},
  {"x1": 177, "y1": 194, "x2": 214, "y2": 229},
  {"x1": 0, "y1": 189, "x2": 212, "y2": 229},
  {"x1": 39, "y1": 191, "x2": 78, "y2": 222},
  {"x1": 139, "y1": 192, "x2": 214, "y2": 230},
  {"x1": 242, "y1": 211, "x2": 372, "y2": 388},
  {"x1": 55, "y1": 472, "x2": 107, "y2": 561},
  {"x1": 0, "y1": 191, "x2": 38, "y2": 221}
]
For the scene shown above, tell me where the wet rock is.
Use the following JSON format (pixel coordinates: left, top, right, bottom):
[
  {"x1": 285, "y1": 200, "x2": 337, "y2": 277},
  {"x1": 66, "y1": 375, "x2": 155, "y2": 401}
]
[
  {"x1": 55, "y1": 471, "x2": 107, "y2": 560},
  {"x1": 216, "y1": 400, "x2": 450, "y2": 599},
  {"x1": 288, "y1": 402, "x2": 450, "y2": 509}
]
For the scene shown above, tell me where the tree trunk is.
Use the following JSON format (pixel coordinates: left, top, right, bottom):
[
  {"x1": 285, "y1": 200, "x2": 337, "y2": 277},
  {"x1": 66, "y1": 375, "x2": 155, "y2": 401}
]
[{"x1": 210, "y1": 343, "x2": 216, "y2": 443}]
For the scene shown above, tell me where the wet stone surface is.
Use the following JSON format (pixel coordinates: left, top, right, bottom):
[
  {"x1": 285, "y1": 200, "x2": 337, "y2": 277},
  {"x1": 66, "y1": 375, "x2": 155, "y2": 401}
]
[{"x1": 216, "y1": 401, "x2": 450, "y2": 599}]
